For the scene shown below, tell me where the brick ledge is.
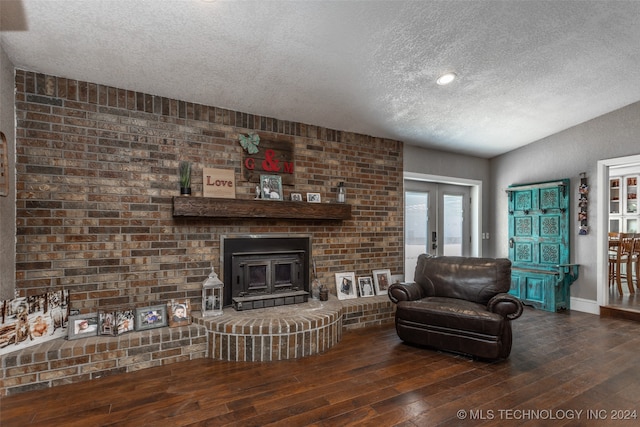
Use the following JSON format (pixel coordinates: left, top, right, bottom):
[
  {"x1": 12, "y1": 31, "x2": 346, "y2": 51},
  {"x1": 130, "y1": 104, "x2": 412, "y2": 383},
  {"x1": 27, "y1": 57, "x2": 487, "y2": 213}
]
[
  {"x1": 1, "y1": 324, "x2": 207, "y2": 397},
  {"x1": 1, "y1": 296, "x2": 396, "y2": 396}
]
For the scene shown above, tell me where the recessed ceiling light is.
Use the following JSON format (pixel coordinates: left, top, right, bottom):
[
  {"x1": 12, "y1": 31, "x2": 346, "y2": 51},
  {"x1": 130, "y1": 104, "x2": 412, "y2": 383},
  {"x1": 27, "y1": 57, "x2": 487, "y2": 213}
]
[{"x1": 436, "y1": 72, "x2": 457, "y2": 86}]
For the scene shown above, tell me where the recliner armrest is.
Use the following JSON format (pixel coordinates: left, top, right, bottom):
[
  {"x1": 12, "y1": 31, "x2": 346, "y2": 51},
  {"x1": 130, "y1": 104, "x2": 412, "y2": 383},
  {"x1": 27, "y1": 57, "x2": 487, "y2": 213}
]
[
  {"x1": 388, "y1": 282, "x2": 425, "y2": 303},
  {"x1": 487, "y1": 293, "x2": 524, "y2": 320}
]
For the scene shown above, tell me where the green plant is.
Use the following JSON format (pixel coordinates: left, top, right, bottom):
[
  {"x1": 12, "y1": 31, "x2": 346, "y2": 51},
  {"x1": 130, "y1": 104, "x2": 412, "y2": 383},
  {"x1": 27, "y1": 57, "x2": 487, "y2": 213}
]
[{"x1": 179, "y1": 161, "x2": 191, "y2": 189}]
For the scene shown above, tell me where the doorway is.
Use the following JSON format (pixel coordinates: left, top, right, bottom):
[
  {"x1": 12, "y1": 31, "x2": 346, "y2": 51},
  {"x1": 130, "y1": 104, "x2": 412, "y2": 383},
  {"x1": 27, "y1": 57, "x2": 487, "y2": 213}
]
[
  {"x1": 597, "y1": 154, "x2": 640, "y2": 312},
  {"x1": 404, "y1": 180, "x2": 471, "y2": 282}
]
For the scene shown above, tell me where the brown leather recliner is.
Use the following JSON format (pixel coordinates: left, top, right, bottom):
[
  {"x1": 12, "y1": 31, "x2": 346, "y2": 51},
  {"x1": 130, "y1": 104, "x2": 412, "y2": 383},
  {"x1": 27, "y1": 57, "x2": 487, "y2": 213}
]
[{"x1": 388, "y1": 255, "x2": 524, "y2": 360}]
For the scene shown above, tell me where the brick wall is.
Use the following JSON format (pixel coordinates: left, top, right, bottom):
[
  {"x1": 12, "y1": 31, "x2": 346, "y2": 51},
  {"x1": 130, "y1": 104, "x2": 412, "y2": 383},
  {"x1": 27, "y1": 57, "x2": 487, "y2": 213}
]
[
  {"x1": 1, "y1": 324, "x2": 207, "y2": 396},
  {"x1": 13, "y1": 70, "x2": 403, "y2": 312}
]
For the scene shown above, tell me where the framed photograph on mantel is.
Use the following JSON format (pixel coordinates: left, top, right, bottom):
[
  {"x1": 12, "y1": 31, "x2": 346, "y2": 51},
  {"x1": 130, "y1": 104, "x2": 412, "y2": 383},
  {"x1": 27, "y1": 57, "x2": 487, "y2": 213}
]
[
  {"x1": 307, "y1": 192, "x2": 321, "y2": 203},
  {"x1": 260, "y1": 174, "x2": 283, "y2": 200}
]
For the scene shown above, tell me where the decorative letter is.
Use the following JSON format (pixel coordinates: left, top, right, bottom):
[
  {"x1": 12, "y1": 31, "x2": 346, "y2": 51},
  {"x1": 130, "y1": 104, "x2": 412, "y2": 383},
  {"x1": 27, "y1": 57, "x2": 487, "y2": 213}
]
[
  {"x1": 262, "y1": 149, "x2": 281, "y2": 172},
  {"x1": 244, "y1": 158, "x2": 255, "y2": 170},
  {"x1": 282, "y1": 162, "x2": 294, "y2": 174}
]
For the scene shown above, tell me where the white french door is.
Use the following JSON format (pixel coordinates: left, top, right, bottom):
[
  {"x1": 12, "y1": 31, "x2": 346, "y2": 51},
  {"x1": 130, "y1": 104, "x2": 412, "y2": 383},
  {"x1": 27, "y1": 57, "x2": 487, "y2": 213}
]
[{"x1": 404, "y1": 181, "x2": 470, "y2": 282}]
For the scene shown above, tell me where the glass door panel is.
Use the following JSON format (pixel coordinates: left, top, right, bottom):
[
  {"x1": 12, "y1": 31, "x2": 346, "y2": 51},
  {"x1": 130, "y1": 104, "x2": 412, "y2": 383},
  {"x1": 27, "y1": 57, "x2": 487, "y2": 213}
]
[
  {"x1": 404, "y1": 189, "x2": 433, "y2": 281},
  {"x1": 404, "y1": 181, "x2": 470, "y2": 282},
  {"x1": 442, "y1": 194, "x2": 464, "y2": 256}
]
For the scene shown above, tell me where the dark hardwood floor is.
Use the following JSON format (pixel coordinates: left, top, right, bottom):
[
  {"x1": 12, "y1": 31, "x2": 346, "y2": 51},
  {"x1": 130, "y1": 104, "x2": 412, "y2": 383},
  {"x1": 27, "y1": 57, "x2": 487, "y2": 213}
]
[
  {"x1": 602, "y1": 282, "x2": 640, "y2": 321},
  {"x1": 606, "y1": 285, "x2": 640, "y2": 310},
  {"x1": 1, "y1": 307, "x2": 640, "y2": 426}
]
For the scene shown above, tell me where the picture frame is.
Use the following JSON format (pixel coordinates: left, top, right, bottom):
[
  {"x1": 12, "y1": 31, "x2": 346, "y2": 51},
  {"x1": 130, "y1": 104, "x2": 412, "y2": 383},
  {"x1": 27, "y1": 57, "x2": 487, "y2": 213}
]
[
  {"x1": 115, "y1": 309, "x2": 135, "y2": 335},
  {"x1": 98, "y1": 310, "x2": 117, "y2": 336},
  {"x1": 307, "y1": 192, "x2": 321, "y2": 203},
  {"x1": 260, "y1": 174, "x2": 283, "y2": 200},
  {"x1": 168, "y1": 299, "x2": 191, "y2": 327},
  {"x1": 335, "y1": 272, "x2": 357, "y2": 300},
  {"x1": 0, "y1": 132, "x2": 8, "y2": 197},
  {"x1": 67, "y1": 314, "x2": 98, "y2": 340},
  {"x1": 357, "y1": 276, "x2": 376, "y2": 297},
  {"x1": 391, "y1": 274, "x2": 404, "y2": 285},
  {"x1": 1, "y1": 290, "x2": 70, "y2": 355},
  {"x1": 290, "y1": 192, "x2": 303, "y2": 202},
  {"x1": 372, "y1": 269, "x2": 392, "y2": 295},
  {"x1": 135, "y1": 305, "x2": 168, "y2": 331}
]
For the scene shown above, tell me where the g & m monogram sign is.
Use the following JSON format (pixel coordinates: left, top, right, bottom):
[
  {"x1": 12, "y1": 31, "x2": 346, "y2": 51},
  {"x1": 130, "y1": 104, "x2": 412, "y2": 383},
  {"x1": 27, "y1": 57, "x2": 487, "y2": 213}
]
[{"x1": 242, "y1": 139, "x2": 295, "y2": 186}]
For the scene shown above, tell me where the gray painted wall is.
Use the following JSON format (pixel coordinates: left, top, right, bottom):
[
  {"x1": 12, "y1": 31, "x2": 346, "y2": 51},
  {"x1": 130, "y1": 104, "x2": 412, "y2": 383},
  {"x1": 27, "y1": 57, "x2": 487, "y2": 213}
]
[
  {"x1": 490, "y1": 101, "x2": 640, "y2": 302},
  {"x1": 404, "y1": 101, "x2": 640, "y2": 306},
  {"x1": 403, "y1": 144, "x2": 492, "y2": 256},
  {"x1": 0, "y1": 43, "x2": 15, "y2": 300}
]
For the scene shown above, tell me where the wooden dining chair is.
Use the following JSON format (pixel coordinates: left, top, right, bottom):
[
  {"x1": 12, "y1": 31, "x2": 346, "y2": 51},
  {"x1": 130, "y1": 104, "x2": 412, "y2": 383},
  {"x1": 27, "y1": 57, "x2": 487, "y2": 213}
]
[
  {"x1": 608, "y1": 233, "x2": 635, "y2": 295},
  {"x1": 629, "y1": 234, "x2": 640, "y2": 290},
  {"x1": 608, "y1": 232, "x2": 620, "y2": 287}
]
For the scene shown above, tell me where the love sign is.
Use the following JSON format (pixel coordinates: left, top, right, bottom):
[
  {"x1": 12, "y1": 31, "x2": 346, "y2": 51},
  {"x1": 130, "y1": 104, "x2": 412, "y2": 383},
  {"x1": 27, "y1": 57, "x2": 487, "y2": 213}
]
[{"x1": 203, "y1": 167, "x2": 236, "y2": 199}]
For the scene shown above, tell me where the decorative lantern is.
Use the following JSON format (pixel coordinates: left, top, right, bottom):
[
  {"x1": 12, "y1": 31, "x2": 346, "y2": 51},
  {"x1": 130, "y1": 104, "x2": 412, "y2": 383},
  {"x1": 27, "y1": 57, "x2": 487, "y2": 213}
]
[{"x1": 202, "y1": 267, "x2": 224, "y2": 317}]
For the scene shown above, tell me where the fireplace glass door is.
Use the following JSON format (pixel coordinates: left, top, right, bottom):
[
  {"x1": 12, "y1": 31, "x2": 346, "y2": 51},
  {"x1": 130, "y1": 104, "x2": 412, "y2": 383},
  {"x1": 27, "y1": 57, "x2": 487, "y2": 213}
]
[{"x1": 232, "y1": 251, "x2": 304, "y2": 298}]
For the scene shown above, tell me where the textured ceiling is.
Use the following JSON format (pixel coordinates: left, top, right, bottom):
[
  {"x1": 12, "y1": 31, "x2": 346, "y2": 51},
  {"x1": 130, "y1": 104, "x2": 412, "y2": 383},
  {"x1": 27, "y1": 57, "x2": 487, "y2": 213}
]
[{"x1": 2, "y1": 0, "x2": 640, "y2": 158}]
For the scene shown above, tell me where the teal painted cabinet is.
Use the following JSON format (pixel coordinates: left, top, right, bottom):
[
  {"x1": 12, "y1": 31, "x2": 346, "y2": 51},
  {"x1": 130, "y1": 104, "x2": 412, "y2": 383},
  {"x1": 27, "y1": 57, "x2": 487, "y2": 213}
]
[{"x1": 507, "y1": 179, "x2": 579, "y2": 312}]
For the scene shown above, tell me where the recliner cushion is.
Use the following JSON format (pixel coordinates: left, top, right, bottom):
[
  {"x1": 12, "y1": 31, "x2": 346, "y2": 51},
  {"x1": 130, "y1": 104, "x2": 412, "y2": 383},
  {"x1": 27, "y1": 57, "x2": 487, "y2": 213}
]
[{"x1": 396, "y1": 297, "x2": 505, "y2": 337}]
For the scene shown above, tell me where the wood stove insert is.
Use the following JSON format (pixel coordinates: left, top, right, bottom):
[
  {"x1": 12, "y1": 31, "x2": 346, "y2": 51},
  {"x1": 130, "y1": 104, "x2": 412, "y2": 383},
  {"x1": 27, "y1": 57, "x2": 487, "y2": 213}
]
[{"x1": 221, "y1": 235, "x2": 311, "y2": 310}]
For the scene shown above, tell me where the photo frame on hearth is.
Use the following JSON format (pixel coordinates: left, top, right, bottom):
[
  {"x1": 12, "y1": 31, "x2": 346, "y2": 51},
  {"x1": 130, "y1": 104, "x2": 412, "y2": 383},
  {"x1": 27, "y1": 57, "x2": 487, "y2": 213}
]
[
  {"x1": 335, "y1": 272, "x2": 357, "y2": 300},
  {"x1": 260, "y1": 174, "x2": 283, "y2": 200},
  {"x1": 290, "y1": 192, "x2": 303, "y2": 202},
  {"x1": 168, "y1": 299, "x2": 191, "y2": 327},
  {"x1": 1, "y1": 290, "x2": 70, "y2": 355},
  {"x1": 372, "y1": 269, "x2": 392, "y2": 295},
  {"x1": 67, "y1": 314, "x2": 98, "y2": 340},
  {"x1": 115, "y1": 309, "x2": 135, "y2": 335},
  {"x1": 98, "y1": 310, "x2": 117, "y2": 336},
  {"x1": 0, "y1": 132, "x2": 8, "y2": 197},
  {"x1": 357, "y1": 276, "x2": 376, "y2": 297},
  {"x1": 135, "y1": 305, "x2": 168, "y2": 331}
]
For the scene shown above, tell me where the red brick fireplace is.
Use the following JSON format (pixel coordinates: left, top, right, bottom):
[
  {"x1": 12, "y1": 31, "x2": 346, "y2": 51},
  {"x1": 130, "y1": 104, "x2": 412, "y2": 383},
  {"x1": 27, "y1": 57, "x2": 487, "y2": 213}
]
[
  {"x1": 3, "y1": 70, "x2": 404, "y2": 395},
  {"x1": 13, "y1": 69, "x2": 404, "y2": 315}
]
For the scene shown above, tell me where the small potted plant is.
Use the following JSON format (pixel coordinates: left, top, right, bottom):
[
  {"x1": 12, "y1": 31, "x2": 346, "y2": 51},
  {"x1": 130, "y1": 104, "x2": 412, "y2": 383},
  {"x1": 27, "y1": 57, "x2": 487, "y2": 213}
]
[{"x1": 179, "y1": 161, "x2": 192, "y2": 195}]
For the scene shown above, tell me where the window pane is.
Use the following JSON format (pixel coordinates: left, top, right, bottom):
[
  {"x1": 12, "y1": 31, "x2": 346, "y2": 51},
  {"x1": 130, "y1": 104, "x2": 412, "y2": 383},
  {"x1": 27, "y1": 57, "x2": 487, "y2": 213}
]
[
  {"x1": 405, "y1": 192, "x2": 428, "y2": 281},
  {"x1": 443, "y1": 194, "x2": 463, "y2": 256}
]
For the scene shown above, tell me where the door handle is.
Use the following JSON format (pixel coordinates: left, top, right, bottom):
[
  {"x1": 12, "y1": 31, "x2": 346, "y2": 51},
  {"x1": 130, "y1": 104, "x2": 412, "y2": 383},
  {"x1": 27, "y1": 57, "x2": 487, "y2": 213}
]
[{"x1": 509, "y1": 238, "x2": 515, "y2": 248}]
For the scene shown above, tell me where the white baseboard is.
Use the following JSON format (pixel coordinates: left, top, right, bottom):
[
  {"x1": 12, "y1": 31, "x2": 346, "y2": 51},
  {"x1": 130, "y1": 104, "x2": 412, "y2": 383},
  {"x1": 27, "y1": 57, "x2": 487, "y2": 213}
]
[{"x1": 570, "y1": 297, "x2": 599, "y2": 315}]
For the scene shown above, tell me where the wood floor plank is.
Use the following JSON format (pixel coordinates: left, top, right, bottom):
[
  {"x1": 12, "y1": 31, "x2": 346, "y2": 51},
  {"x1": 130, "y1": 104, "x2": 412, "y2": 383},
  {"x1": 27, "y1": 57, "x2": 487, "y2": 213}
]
[{"x1": 2, "y1": 307, "x2": 640, "y2": 426}]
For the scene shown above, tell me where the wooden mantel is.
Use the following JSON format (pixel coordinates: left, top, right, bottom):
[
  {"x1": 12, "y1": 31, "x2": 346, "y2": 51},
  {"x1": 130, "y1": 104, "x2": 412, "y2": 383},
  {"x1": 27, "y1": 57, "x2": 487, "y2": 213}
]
[{"x1": 172, "y1": 197, "x2": 352, "y2": 220}]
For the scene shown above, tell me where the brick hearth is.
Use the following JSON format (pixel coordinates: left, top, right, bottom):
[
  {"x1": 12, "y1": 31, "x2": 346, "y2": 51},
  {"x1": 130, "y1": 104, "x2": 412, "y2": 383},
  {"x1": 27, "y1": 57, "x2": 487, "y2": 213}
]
[
  {"x1": 195, "y1": 296, "x2": 342, "y2": 362},
  {"x1": 1, "y1": 297, "x2": 395, "y2": 396}
]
